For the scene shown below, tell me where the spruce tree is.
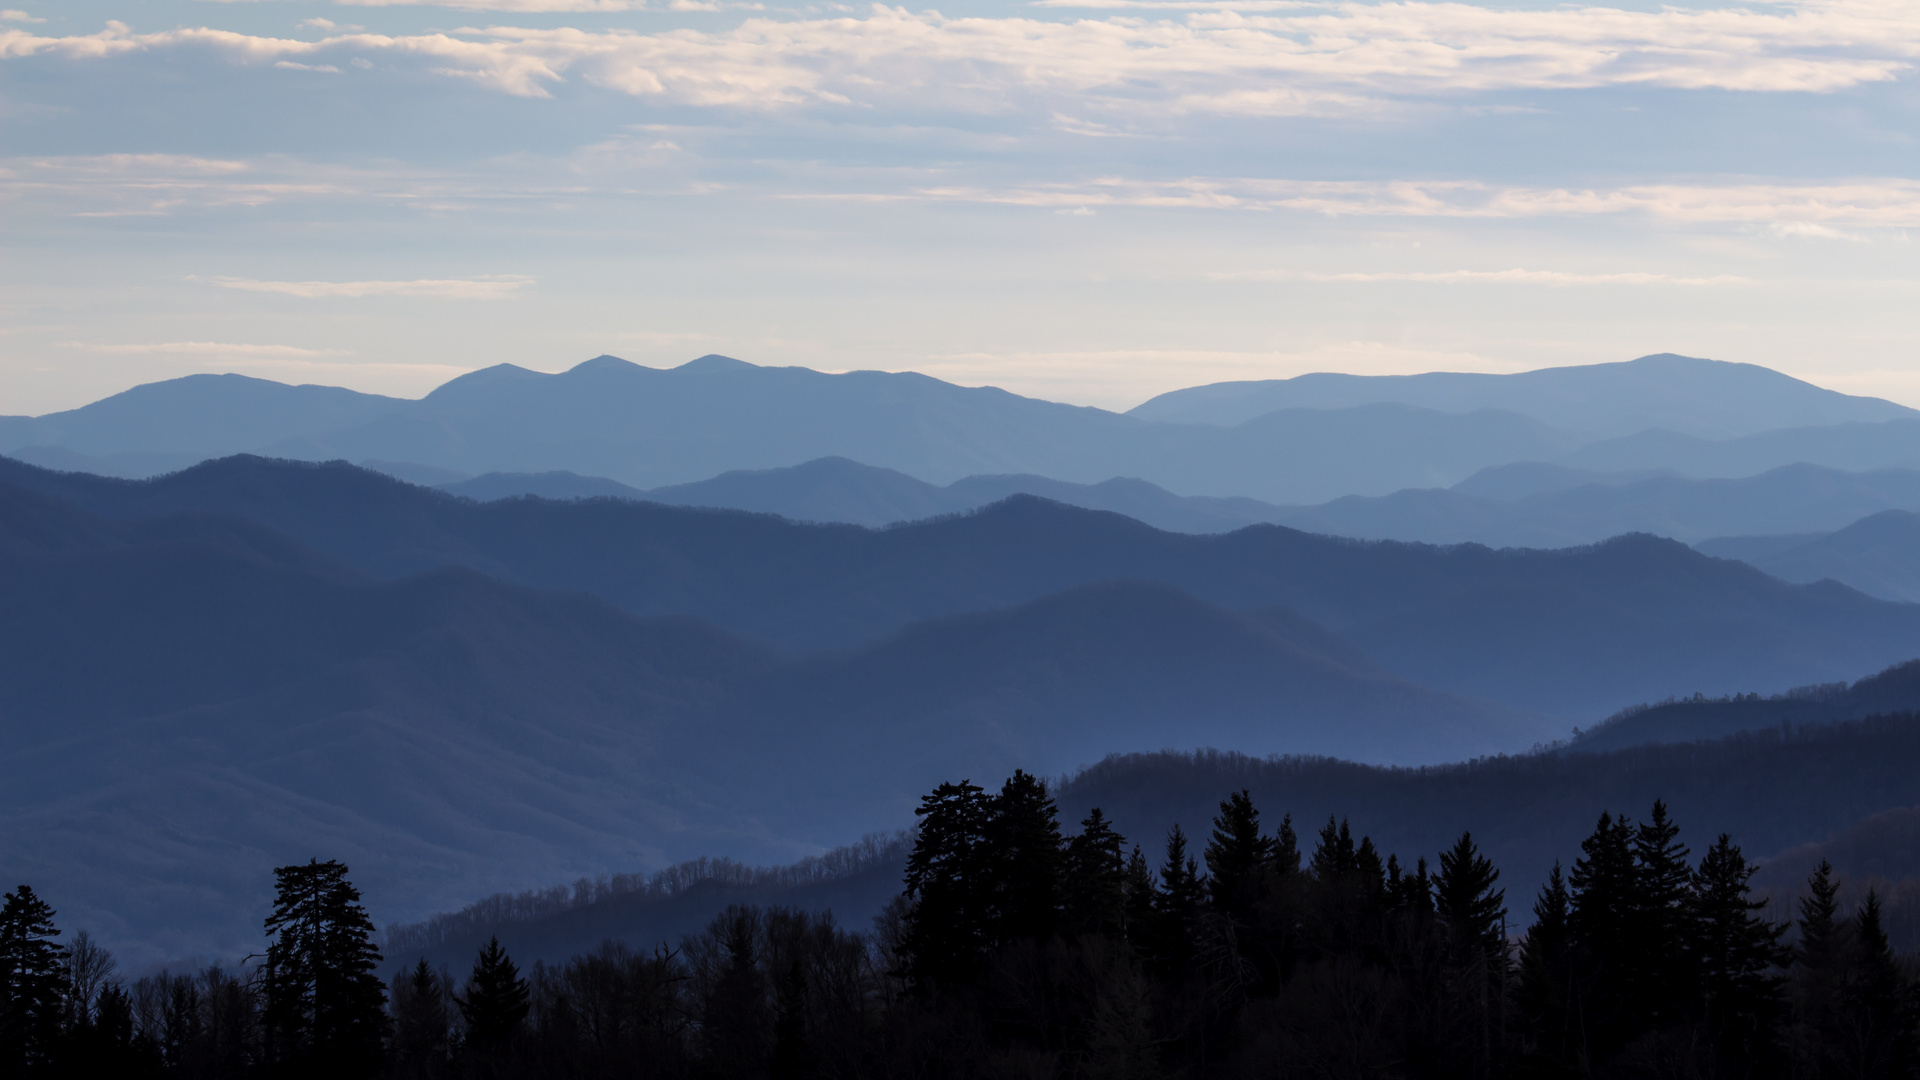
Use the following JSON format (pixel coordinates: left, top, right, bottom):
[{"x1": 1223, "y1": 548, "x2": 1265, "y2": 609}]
[
  {"x1": 457, "y1": 937, "x2": 530, "y2": 1048},
  {"x1": 1271, "y1": 813, "x2": 1301, "y2": 878},
  {"x1": 1630, "y1": 800, "x2": 1697, "y2": 1031},
  {"x1": 1063, "y1": 808, "x2": 1129, "y2": 937},
  {"x1": 769, "y1": 959, "x2": 813, "y2": 1080},
  {"x1": 1515, "y1": 864, "x2": 1576, "y2": 1067},
  {"x1": 1205, "y1": 790, "x2": 1269, "y2": 925},
  {"x1": 391, "y1": 958, "x2": 452, "y2": 1076},
  {"x1": 986, "y1": 771, "x2": 1065, "y2": 945},
  {"x1": 0, "y1": 885, "x2": 70, "y2": 1077},
  {"x1": 1841, "y1": 890, "x2": 1911, "y2": 1078},
  {"x1": 1791, "y1": 860, "x2": 1847, "y2": 1076},
  {"x1": 1153, "y1": 826, "x2": 1206, "y2": 977},
  {"x1": 702, "y1": 907, "x2": 770, "y2": 1077},
  {"x1": 1691, "y1": 834, "x2": 1786, "y2": 1067},
  {"x1": 260, "y1": 859, "x2": 389, "y2": 1078},
  {"x1": 1568, "y1": 811, "x2": 1636, "y2": 1056},
  {"x1": 902, "y1": 779, "x2": 993, "y2": 988},
  {"x1": 1435, "y1": 832, "x2": 1506, "y2": 977},
  {"x1": 1121, "y1": 845, "x2": 1159, "y2": 946}
]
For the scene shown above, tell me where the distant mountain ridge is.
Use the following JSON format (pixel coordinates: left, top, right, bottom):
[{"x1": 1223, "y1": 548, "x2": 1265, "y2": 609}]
[
  {"x1": 7, "y1": 454, "x2": 1920, "y2": 720},
  {"x1": 12, "y1": 352, "x2": 1919, "y2": 504},
  {"x1": 1130, "y1": 353, "x2": 1917, "y2": 438},
  {"x1": 1697, "y1": 509, "x2": 1920, "y2": 602}
]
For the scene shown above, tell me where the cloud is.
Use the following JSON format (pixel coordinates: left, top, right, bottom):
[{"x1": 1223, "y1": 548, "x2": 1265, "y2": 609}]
[
  {"x1": 275, "y1": 60, "x2": 342, "y2": 72},
  {"x1": 894, "y1": 177, "x2": 1920, "y2": 228},
  {"x1": 205, "y1": 275, "x2": 536, "y2": 298},
  {"x1": 0, "y1": 9, "x2": 44, "y2": 23},
  {"x1": 298, "y1": 19, "x2": 366, "y2": 32},
  {"x1": 58, "y1": 341, "x2": 355, "y2": 357},
  {"x1": 337, "y1": 0, "x2": 649, "y2": 9},
  {"x1": 4, "y1": 0, "x2": 1916, "y2": 111},
  {"x1": 1211, "y1": 268, "x2": 1751, "y2": 285},
  {"x1": 1768, "y1": 221, "x2": 1870, "y2": 242}
]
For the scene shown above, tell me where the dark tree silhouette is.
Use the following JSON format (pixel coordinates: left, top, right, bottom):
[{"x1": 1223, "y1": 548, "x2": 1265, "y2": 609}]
[
  {"x1": 985, "y1": 770, "x2": 1065, "y2": 946},
  {"x1": 1692, "y1": 833, "x2": 1786, "y2": 1069},
  {"x1": 456, "y1": 936, "x2": 530, "y2": 1049},
  {"x1": 1630, "y1": 799, "x2": 1697, "y2": 1032},
  {"x1": 1204, "y1": 789, "x2": 1269, "y2": 926},
  {"x1": 1515, "y1": 863, "x2": 1576, "y2": 1069},
  {"x1": 901, "y1": 779, "x2": 993, "y2": 989},
  {"x1": 390, "y1": 958, "x2": 453, "y2": 1078},
  {"x1": 1062, "y1": 808, "x2": 1129, "y2": 937},
  {"x1": 0, "y1": 885, "x2": 70, "y2": 1078},
  {"x1": 260, "y1": 859, "x2": 388, "y2": 1078},
  {"x1": 1152, "y1": 825, "x2": 1205, "y2": 977}
]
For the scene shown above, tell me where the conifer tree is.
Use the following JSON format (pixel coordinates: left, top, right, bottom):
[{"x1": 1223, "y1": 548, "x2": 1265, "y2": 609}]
[
  {"x1": 986, "y1": 771, "x2": 1065, "y2": 945},
  {"x1": 0, "y1": 885, "x2": 70, "y2": 1077},
  {"x1": 1515, "y1": 863, "x2": 1576, "y2": 1066},
  {"x1": 1841, "y1": 890, "x2": 1911, "y2": 1078},
  {"x1": 1205, "y1": 790, "x2": 1269, "y2": 925},
  {"x1": 1568, "y1": 811, "x2": 1636, "y2": 1056},
  {"x1": 702, "y1": 907, "x2": 770, "y2": 1076},
  {"x1": 1063, "y1": 808, "x2": 1129, "y2": 937},
  {"x1": 1271, "y1": 813, "x2": 1301, "y2": 879},
  {"x1": 1691, "y1": 833, "x2": 1785, "y2": 1066},
  {"x1": 902, "y1": 780, "x2": 993, "y2": 988},
  {"x1": 1791, "y1": 860, "x2": 1848, "y2": 1076},
  {"x1": 391, "y1": 958, "x2": 452, "y2": 1077},
  {"x1": 1436, "y1": 832, "x2": 1506, "y2": 977},
  {"x1": 260, "y1": 859, "x2": 388, "y2": 1078},
  {"x1": 457, "y1": 936, "x2": 530, "y2": 1048},
  {"x1": 1121, "y1": 845, "x2": 1159, "y2": 945},
  {"x1": 1153, "y1": 826, "x2": 1205, "y2": 976},
  {"x1": 769, "y1": 959, "x2": 813, "y2": 1080},
  {"x1": 1630, "y1": 800, "x2": 1696, "y2": 1030}
]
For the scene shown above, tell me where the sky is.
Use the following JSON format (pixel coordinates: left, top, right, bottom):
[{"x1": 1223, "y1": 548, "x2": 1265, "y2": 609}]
[{"x1": 2, "y1": 0, "x2": 1918, "y2": 415}]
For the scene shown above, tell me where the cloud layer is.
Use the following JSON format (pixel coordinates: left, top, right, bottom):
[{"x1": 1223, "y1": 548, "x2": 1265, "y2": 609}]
[{"x1": 5, "y1": 0, "x2": 1916, "y2": 115}]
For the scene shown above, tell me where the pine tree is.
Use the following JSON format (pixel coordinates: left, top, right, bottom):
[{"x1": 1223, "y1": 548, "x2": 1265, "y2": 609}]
[
  {"x1": 1791, "y1": 860, "x2": 1848, "y2": 1077},
  {"x1": 1435, "y1": 831, "x2": 1506, "y2": 974},
  {"x1": 1691, "y1": 834, "x2": 1786, "y2": 1068},
  {"x1": 702, "y1": 907, "x2": 770, "y2": 1077},
  {"x1": 1840, "y1": 890, "x2": 1911, "y2": 1078},
  {"x1": 260, "y1": 859, "x2": 388, "y2": 1078},
  {"x1": 1568, "y1": 811, "x2": 1636, "y2": 1057},
  {"x1": 1063, "y1": 808, "x2": 1129, "y2": 937},
  {"x1": 1630, "y1": 800, "x2": 1697, "y2": 1031},
  {"x1": 1121, "y1": 845, "x2": 1158, "y2": 946},
  {"x1": 391, "y1": 958, "x2": 452, "y2": 1077},
  {"x1": 902, "y1": 779, "x2": 993, "y2": 988},
  {"x1": 769, "y1": 959, "x2": 814, "y2": 1080},
  {"x1": 0, "y1": 885, "x2": 70, "y2": 1077},
  {"x1": 457, "y1": 936, "x2": 530, "y2": 1048},
  {"x1": 1153, "y1": 825, "x2": 1206, "y2": 977},
  {"x1": 1515, "y1": 863, "x2": 1576, "y2": 1067},
  {"x1": 1271, "y1": 813, "x2": 1301, "y2": 878},
  {"x1": 1205, "y1": 790, "x2": 1269, "y2": 925},
  {"x1": 986, "y1": 771, "x2": 1065, "y2": 945}
]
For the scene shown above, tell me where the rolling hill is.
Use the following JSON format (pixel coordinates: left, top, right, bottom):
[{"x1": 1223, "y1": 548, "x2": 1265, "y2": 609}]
[{"x1": 1696, "y1": 509, "x2": 1920, "y2": 602}]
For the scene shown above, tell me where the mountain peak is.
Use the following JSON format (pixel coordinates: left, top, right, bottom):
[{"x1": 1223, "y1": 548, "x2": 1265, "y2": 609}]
[
  {"x1": 568, "y1": 354, "x2": 642, "y2": 374},
  {"x1": 675, "y1": 354, "x2": 758, "y2": 373}
]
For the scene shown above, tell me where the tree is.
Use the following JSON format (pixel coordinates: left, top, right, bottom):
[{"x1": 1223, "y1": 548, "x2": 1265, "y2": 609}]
[
  {"x1": 0, "y1": 885, "x2": 70, "y2": 1078},
  {"x1": 702, "y1": 907, "x2": 770, "y2": 1077},
  {"x1": 1630, "y1": 800, "x2": 1697, "y2": 1031},
  {"x1": 390, "y1": 959, "x2": 452, "y2": 1077},
  {"x1": 1121, "y1": 846, "x2": 1158, "y2": 945},
  {"x1": 1515, "y1": 863, "x2": 1576, "y2": 1068},
  {"x1": 260, "y1": 859, "x2": 388, "y2": 1077},
  {"x1": 1790, "y1": 860, "x2": 1848, "y2": 1077},
  {"x1": 1691, "y1": 834, "x2": 1785, "y2": 1067},
  {"x1": 1152, "y1": 826, "x2": 1205, "y2": 977},
  {"x1": 902, "y1": 779, "x2": 993, "y2": 988},
  {"x1": 985, "y1": 770, "x2": 1065, "y2": 945},
  {"x1": 456, "y1": 937, "x2": 530, "y2": 1049},
  {"x1": 1063, "y1": 808, "x2": 1129, "y2": 937},
  {"x1": 1205, "y1": 790, "x2": 1269, "y2": 925},
  {"x1": 1568, "y1": 810, "x2": 1636, "y2": 1055},
  {"x1": 1839, "y1": 890, "x2": 1912, "y2": 1078},
  {"x1": 1435, "y1": 831, "x2": 1506, "y2": 975}
]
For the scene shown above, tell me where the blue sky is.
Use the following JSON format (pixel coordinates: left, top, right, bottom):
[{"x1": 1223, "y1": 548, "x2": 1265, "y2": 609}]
[{"x1": 2, "y1": 0, "x2": 1917, "y2": 414}]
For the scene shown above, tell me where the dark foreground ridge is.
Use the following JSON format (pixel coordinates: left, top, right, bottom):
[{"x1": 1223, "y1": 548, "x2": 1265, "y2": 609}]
[{"x1": 9, "y1": 775, "x2": 1915, "y2": 1079}]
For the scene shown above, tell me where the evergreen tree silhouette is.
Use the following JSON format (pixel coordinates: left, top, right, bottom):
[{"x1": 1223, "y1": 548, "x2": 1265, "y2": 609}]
[
  {"x1": 0, "y1": 885, "x2": 70, "y2": 1077},
  {"x1": 1436, "y1": 831, "x2": 1506, "y2": 973},
  {"x1": 985, "y1": 770, "x2": 1065, "y2": 945},
  {"x1": 902, "y1": 779, "x2": 993, "y2": 988},
  {"x1": 1630, "y1": 800, "x2": 1696, "y2": 1031},
  {"x1": 702, "y1": 907, "x2": 770, "y2": 1077},
  {"x1": 1568, "y1": 810, "x2": 1636, "y2": 1056},
  {"x1": 457, "y1": 936, "x2": 530, "y2": 1049},
  {"x1": 391, "y1": 958, "x2": 452, "y2": 1077},
  {"x1": 1515, "y1": 863, "x2": 1576, "y2": 1068},
  {"x1": 1270, "y1": 813, "x2": 1301, "y2": 878},
  {"x1": 1691, "y1": 833, "x2": 1786, "y2": 1070},
  {"x1": 1205, "y1": 790, "x2": 1269, "y2": 925},
  {"x1": 1840, "y1": 890, "x2": 1912, "y2": 1078},
  {"x1": 1063, "y1": 808, "x2": 1129, "y2": 937},
  {"x1": 1153, "y1": 825, "x2": 1205, "y2": 977},
  {"x1": 1791, "y1": 859, "x2": 1848, "y2": 1077},
  {"x1": 261, "y1": 859, "x2": 388, "y2": 1078},
  {"x1": 1121, "y1": 845, "x2": 1159, "y2": 945}
]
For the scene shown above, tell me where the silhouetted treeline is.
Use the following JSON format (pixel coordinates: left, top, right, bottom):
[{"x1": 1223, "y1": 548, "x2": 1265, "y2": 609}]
[{"x1": 7, "y1": 781, "x2": 1918, "y2": 1079}]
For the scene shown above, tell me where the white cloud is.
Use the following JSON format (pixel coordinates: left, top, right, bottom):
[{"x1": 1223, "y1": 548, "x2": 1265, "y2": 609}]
[
  {"x1": 337, "y1": 0, "x2": 648, "y2": 9},
  {"x1": 298, "y1": 18, "x2": 366, "y2": 32},
  {"x1": 275, "y1": 60, "x2": 342, "y2": 72},
  {"x1": 205, "y1": 275, "x2": 536, "y2": 298},
  {"x1": 0, "y1": 9, "x2": 45, "y2": 23},
  {"x1": 1768, "y1": 220, "x2": 1870, "y2": 241},
  {"x1": 3, "y1": 0, "x2": 1916, "y2": 110},
  {"x1": 1212, "y1": 268, "x2": 1751, "y2": 285}
]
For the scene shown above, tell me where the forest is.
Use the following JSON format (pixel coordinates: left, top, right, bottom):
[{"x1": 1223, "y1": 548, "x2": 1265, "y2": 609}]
[{"x1": 3, "y1": 774, "x2": 1915, "y2": 1080}]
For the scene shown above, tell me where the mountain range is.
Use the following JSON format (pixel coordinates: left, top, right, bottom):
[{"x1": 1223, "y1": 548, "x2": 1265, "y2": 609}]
[{"x1": 10, "y1": 352, "x2": 1920, "y2": 505}]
